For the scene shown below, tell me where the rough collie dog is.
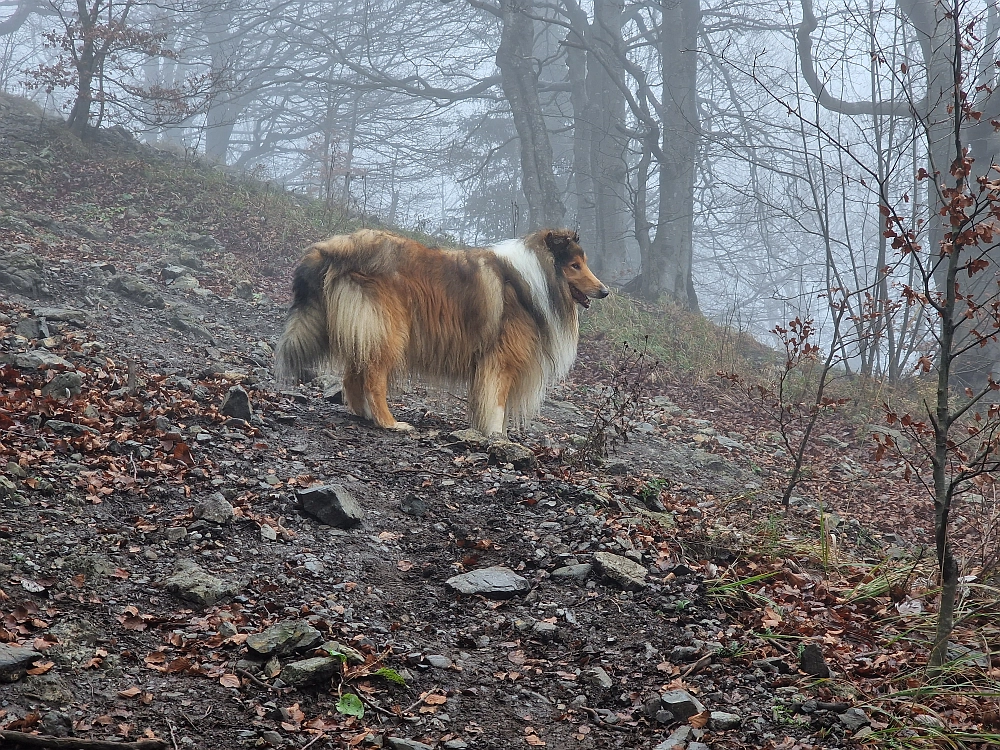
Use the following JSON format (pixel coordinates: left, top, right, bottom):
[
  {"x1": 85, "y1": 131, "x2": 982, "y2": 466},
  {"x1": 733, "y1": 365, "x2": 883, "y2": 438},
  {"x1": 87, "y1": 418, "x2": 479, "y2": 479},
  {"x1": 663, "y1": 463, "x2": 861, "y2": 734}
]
[{"x1": 275, "y1": 228, "x2": 609, "y2": 435}]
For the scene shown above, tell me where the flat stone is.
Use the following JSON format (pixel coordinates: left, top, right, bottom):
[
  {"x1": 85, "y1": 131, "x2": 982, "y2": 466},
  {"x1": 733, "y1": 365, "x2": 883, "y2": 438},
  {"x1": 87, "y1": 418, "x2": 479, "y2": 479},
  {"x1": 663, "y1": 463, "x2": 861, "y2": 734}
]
[
  {"x1": 487, "y1": 438, "x2": 538, "y2": 470},
  {"x1": 593, "y1": 551, "x2": 647, "y2": 589},
  {"x1": 41, "y1": 372, "x2": 83, "y2": 397},
  {"x1": 280, "y1": 656, "x2": 341, "y2": 686},
  {"x1": 653, "y1": 726, "x2": 691, "y2": 750},
  {"x1": 162, "y1": 559, "x2": 241, "y2": 606},
  {"x1": 838, "y1": 707, "x2": 871, "y2": 731},
  {"x1": 799, "y1": 643, "x2": 830, "y2": 677},
  {"x1": 246, "y1": 621, "x2": 323, "y2": 657},
  {"x1": 445, "y1": 566, "x2": 529, "y2": 599},
  {"x1": 660, "y1": 689, "x2": 705, "y2": 722},
  {"x1": 193, "y1": 492, "x2": 235, "y2": 524},
  {"x1": 425, "y1": 654, "x2": 453, "y2": 669},
  {"x1": 107, "y1": 274, "x2": 165, "y2": 308},
  {"x1": 13, "y1": 349, "x2": 73, "y2": 369},
  {"x1": 296, "y1": 484, "x2": 364, "y2": 528},
  {"x1": 947, "y1": 643, "x2": 990, "y2": 668},
  {"x1": 32, "y1": 307, "x2": 88, "y2": 323},
  {"x1": 220, "y1": 385, "x2": 252, "y2": 421},
  {"x1": 581, "y1": 666, "x2": 613, "y2": 689},
  {"x1": 449, "y1": 429, "x2": 487, "y2": 448},
  {"x1": 709, "y1": 710, "x2": 742, "y2": 730},
  {"x1": 550, "y1": 563, "x2": 592, "y2": 581},
  {"x1": 670, "y1": 645, "x2": 701, "y2": 662},
  {"x1": 171, "y1": 274, "x2": 200, "y2": 291},
  {"x1": 387, "y1": 739, "x2": 434, "y2": 750},
  {"x1": 0, "y1": 643, "x2": 41, "y2": 682},
  {"x1": 43, "y1": 419, "x2": 98, "y2": 436}
]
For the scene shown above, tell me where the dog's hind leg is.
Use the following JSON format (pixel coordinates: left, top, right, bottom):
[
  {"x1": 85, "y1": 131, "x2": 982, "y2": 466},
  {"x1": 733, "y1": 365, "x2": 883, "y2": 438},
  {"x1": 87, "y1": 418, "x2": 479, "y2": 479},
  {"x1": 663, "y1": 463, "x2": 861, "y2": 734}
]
[
  {"x1": 362, "y1": 358, "x2": 413, "y2": 431},
  {"x1": 342, "y1": 367, "x2": 369, "y2": 420}
]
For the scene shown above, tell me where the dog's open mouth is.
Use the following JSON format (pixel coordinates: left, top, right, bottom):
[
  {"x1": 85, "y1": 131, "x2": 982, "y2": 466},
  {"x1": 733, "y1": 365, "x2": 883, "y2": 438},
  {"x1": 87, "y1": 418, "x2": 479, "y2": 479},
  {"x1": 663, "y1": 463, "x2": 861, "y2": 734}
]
[{"x1": 570, "y1": 284, "x2": 591, "y2": 308}]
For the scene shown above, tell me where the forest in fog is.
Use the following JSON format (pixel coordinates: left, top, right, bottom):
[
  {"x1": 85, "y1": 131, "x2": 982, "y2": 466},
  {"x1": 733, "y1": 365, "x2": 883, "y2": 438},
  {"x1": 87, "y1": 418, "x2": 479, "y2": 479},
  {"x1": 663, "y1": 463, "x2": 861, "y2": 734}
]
[{"x1": 2, "y1": 0, "x2": 1000, "y2": 379}]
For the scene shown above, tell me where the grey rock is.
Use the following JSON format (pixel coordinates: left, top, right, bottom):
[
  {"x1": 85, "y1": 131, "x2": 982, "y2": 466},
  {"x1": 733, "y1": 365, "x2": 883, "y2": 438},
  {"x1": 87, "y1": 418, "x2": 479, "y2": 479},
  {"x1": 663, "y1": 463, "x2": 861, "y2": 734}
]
[
  {"x1": 400, "y1": 493, "x2": 427, "y2": 517},
  {"x1": 161, "y1": 265, "x2": 190, "y2": 281},
  {"x1": 165, "y1": 526, "x2": 187, "y2": 542},
  {"x1": 593, "y1": 551, "x2": 647, "y2": 589},
  {"x1": 450, "y1": 429, "x2": 487, "y2": 448},
  {"x1": 162, "y1": 559, "x2": 241, "y2": 606},
  {"x1": 296, "y1": 484, "x2": 364, "y2": 528},
  {"x1": 425, "y1": 654, "x2": 453, "y2": 669},
  {"x1": 14, "y1": 318, "x2": 42, "y2": 339},
  {"x1": 13, "y1": 349, "x2": 72, "y2": 369},
  {"x1": 170, "y1": 274, "x2": 201, "y2": 291},
  {"x1": 259, "y1": 730, "x2": 284, "y2": 747},
  {"x1": 40, "y1": 711, "x2": 73, "y2": 738},
  {"x1": 193, "y1": 493, "x2": 235, "y2": 524},
  {"x1": 653, "y1": 726, "x2": 691, "y2": 750},
  {"x1": 799, "y1": 643, "x2": 830, "y2": 677},
  {"x1": 167, "y1": 306, "x2": 214, "y2": 341},
  {"x1": 443, "y1": 741, "x2": 469, "y2": 750},
  {"x1": 43, "y1": 419, "x2": 98, "y2": 436},
  {"x1": 41, "y1": 372, "x2": 83, "y2": 398},
  {"x1": 0, "y1": 643, "x2": 41, "y2": 682},
  {"x1": 387, "y1": 739, "x2": 434, "y2": 750},
  {"x1": 753, "y1": 656, "x2": 791, "y2": 674},
  {"x1": 641, "y1": 695, "x2": 662, "y2": 718},
  {"x1": 688, "y1": 744, "x2": 711, "y2": 750},
  {"x1": 107, "y1": 274, "x2": 165, "y2": 308},
  {"x1": 670, "y1": 645, "x2": 701, "y2": 663},
  {"x1": 280, "y1": 656, "x2": 341, "y2": 686},
  {"x1": 33, "y1": 307, "x2": 88, "y2": 323},
  {"x1": 709, "y1": 710, "x2": 742, "y2": 731},
  {"x1": 531, "y1": 621, "x2": 558, "y2": 641},
  {"x1": 445, "y1": 566, "x2": 530, "y2": 599},
  {"x1": 947, "y1": 643, "x2": 990, "y2": 668},
  {"x1": 838, "y1": 707, "x2": 870, "y2": 731},
  {"x1": 655, "y1": 709, "x2": 675, "y2": 724},
  {"x1": 660, "y1": 689, "x2": 706, "y2": 722},
  {"x1": 581, "y1": 665, "x2": 613, "y2": 689},
  {"x1": 487, "y1": 438, "x2": 538, "y2": 470},
  {"x1": 220, "y1": 385, "x2": 252, "y2": 421},
  {"x1": 246, "y1": 621, "x2": 323, "y2": 657},
  {"x1": 550, "y1": 563, "x2": 592, "y2": 581}
]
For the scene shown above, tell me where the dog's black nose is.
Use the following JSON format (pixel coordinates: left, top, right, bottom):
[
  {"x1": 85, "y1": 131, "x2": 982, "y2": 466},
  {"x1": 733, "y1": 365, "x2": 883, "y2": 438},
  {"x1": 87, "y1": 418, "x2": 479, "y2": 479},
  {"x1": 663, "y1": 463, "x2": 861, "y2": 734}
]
[{"x1": 597, "y1": 286, "x2": 610, "y2": 298}]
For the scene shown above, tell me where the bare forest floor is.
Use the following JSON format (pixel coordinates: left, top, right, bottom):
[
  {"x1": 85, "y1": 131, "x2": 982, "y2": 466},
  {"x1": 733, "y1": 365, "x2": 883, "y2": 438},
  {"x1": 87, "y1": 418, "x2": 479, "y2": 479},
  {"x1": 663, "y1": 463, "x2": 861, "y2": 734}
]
[{"x1": 0, "y1": 93, "x2": 998, "y2": 750}]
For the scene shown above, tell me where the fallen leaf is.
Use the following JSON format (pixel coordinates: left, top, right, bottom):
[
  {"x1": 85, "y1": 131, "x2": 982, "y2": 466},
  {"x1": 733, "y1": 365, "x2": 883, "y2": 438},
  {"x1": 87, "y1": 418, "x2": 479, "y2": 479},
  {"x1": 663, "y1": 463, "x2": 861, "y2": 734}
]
[
  {"x1": 27, "y1": 660, "x2": 54, "y2": 675},
  {"x1": 219, "y1": 673, "x2": 241, "y2": 688},
  {"x1": 118, "y1": 686, "x2": 142, "y2": 698}
]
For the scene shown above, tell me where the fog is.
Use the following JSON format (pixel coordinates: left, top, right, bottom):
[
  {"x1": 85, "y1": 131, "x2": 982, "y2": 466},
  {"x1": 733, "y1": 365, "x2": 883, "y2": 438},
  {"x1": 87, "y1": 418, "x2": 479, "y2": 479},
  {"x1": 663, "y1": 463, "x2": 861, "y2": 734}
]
[{"x1": 2, "y1": 0, "x2": 999, "y2": 379}]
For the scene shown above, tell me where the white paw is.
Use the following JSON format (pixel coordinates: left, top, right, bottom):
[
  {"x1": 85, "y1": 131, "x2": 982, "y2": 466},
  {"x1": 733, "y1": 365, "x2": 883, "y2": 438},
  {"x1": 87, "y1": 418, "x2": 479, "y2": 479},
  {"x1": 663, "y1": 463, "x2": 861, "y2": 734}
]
[{"x1": 389, "y1": 421, "x2": 415, "y2": 432}]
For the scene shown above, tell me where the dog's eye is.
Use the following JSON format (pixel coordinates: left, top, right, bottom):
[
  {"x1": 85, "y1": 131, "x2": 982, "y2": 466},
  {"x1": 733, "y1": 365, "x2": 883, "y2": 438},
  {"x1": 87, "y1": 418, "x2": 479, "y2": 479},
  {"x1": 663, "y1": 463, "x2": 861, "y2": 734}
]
[{"x1": 570, "y1": 262, "x2": 581, "y2": 270}]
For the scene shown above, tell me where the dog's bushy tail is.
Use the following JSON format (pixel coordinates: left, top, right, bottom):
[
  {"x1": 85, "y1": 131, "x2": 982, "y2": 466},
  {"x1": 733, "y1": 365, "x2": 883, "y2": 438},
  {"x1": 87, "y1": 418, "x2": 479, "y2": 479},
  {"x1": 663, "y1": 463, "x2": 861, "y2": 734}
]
[{"x1": 274, "y1": 249, "x2": 330, "y2": 384}]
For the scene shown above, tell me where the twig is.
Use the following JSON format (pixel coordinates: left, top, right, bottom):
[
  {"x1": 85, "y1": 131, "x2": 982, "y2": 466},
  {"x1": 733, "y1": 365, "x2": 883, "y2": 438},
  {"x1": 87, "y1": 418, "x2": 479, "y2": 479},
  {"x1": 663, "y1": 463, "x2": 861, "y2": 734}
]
[
  {"x1": 681, "y1": 654, "x2": 713, "y2": 678},
  {"x1": 166, "y1": 720, "x2": 179, "y2": 750},
  {"x1": 0, "y1": 731, "x2": 167, "y2": 750},
  {"x1": 300, "y1": 733, "x2": 326, "y2": 750},
  {"x1": 580, "y1": 706, "x2": 632, "y2": 732},
  {"x1": 358, "y1": 693, "x2": 397, "y2": 719},
  {"x1": 235, "y1": 667, "x2": 276, "y2": 691}
]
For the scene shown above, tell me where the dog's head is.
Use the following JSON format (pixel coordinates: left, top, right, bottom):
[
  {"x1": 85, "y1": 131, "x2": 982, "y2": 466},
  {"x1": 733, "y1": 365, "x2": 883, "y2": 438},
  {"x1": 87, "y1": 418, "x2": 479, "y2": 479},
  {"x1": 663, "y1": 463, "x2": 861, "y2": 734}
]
[{"x1": 544, "y1": 230, "x2": 610, "y2": 308}]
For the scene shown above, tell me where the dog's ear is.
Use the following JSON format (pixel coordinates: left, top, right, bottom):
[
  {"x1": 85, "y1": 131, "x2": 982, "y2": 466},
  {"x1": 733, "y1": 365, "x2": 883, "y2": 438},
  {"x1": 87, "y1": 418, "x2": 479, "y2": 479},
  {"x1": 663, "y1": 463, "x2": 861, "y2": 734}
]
[{"x1": 544, "y1": 230, "x2": 573, "y2": 254}]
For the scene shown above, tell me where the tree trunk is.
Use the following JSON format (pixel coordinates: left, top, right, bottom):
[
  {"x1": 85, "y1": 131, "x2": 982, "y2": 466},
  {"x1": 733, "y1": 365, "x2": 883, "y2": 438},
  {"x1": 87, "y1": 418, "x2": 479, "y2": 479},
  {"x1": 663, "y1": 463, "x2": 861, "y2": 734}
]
[
  {"x1": 496, "y1": 0, "x2": 565, "y2": 229},
  {"x1": 584, "y1": 0, "x2": 628, "y2": 272},
  {"x1": 640, "y1": 0, "x2": 700, "y2": 309},
  {"x1": 564, "y1": 19, "x2": 597, "y2": 247}
]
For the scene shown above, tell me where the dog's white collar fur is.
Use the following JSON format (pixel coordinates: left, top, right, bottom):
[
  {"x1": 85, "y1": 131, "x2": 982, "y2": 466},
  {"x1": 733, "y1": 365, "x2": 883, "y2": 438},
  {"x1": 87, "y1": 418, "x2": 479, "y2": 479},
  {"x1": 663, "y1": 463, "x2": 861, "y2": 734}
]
[{"x1": 490, "y1": 238, "x2": 578, "y2": 382}]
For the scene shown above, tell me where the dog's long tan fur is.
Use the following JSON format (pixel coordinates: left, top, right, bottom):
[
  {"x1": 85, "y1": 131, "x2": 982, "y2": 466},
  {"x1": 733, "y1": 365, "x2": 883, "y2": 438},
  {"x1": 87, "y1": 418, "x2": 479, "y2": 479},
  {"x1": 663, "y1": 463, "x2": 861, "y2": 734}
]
[{"x1": 275, "y1": 228, "x2": 608, "y2": 435}]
